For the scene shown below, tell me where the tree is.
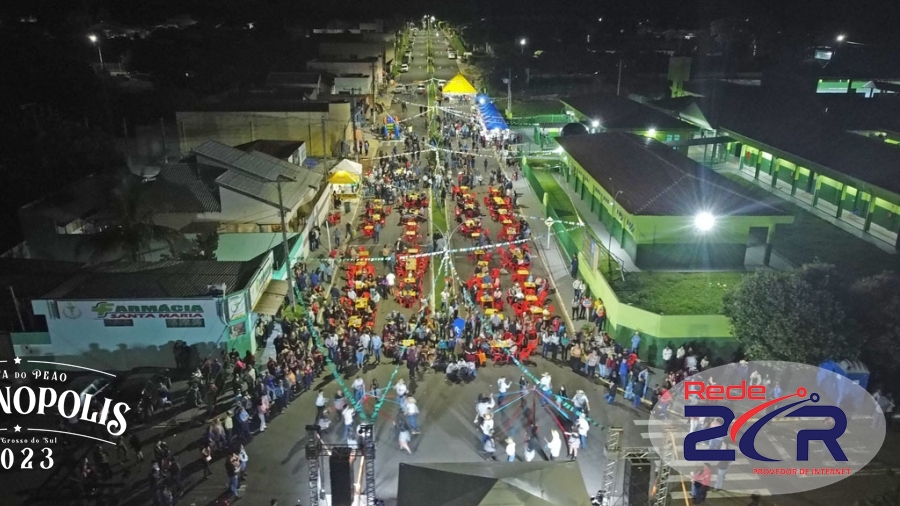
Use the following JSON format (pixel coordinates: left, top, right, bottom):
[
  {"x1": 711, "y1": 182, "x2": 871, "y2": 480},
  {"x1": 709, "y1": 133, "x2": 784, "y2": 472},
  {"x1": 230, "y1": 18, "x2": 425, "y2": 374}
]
[
  {"x1": 722, "y1": 264, "x2": 860, "y2": 365},
  {"x1": 81, "y1": 184, "x2": 183, "y2": 262},
  {"x1": 176, "y1": 231, "x2": 219, "y2": 261},
  {"x1": 849, "y1": 272, "x2": 900, "y2": 391}
]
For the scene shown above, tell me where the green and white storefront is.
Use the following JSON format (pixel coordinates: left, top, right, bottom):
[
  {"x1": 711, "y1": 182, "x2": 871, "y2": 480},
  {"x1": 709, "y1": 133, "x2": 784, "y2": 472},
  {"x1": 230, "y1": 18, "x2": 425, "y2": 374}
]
[{"x1": 26, "y1": 252, "x2": 289, "y2": 371}]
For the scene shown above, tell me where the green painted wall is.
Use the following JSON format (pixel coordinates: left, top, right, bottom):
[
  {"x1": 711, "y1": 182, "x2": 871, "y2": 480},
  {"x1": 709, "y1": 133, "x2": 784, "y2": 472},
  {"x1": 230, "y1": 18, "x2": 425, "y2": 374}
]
[{"x1": 577, "y1": 253, "x2": 734, "y2": 367}]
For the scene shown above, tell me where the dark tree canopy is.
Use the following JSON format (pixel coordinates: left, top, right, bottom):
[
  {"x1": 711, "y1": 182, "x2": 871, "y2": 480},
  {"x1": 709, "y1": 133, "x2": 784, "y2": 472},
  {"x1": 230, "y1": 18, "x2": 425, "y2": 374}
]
[{"x1": 722, "y1": 264, "x2": 860, "y2": 365}]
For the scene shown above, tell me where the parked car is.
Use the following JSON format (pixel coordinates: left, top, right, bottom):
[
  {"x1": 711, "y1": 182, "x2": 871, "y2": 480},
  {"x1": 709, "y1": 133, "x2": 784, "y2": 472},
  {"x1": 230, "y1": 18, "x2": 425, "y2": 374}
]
[
  {"x1": 400, "y1": 63, "x2": 409, "y2": 72},
  {"x1": 437, "y1": 79, "x2": 447, "y2": 87},
  {"x1": 66, "y1": 367, "x2": 171, "y2": 423},
  {"x1": 416, "y1": 83, "x2": 427, "y2": 94},
  {"x1": 447, "y1": 51, "x2": 456, "y2": 59}
]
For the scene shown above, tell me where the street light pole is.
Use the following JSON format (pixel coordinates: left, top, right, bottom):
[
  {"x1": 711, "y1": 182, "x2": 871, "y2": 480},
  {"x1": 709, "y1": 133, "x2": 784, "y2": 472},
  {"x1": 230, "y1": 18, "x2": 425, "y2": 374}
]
[
  {"x1": 88, "y1": 34, "x2": 104, "y2": 68},
  {"x1": 277, "y1": 180, "x2": 297, "y2": 311}
]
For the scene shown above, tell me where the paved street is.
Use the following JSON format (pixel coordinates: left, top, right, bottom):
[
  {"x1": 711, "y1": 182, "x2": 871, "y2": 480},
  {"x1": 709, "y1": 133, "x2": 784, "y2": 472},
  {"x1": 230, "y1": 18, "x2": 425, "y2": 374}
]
[{"x1": 6, "y1": 21, "x2": 900, "y2": 506}]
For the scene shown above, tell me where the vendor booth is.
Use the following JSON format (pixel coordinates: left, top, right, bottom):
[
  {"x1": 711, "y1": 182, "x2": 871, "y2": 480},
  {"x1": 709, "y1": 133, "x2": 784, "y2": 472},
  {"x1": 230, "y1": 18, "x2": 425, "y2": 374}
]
[
  {"x1": 442, "y1": 73, "x2": 477, "y2": 103},
  {"x1": 328, "y1": 168, "x2": 361, "y2": 199},
  {"x1": 475, "y1": 94, "x2": 510, "y2": 140}
]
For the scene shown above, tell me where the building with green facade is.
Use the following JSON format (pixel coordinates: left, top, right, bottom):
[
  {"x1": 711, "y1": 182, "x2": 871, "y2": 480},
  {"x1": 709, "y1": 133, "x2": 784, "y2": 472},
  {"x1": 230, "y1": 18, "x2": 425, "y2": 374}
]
[
  {"x1": 651, "y1": 83, "x2": 900, "y2": 248},
  {"x1": 555, "y1": 132, "x2": 793, "y2": 269},
  {"x1": 560, "y1": 94, "x2": 699, "y2": 147}
]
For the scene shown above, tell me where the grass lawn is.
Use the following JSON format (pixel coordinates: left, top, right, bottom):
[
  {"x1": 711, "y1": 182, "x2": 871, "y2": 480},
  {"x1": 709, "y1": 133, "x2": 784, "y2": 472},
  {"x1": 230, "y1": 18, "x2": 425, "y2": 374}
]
[
  {"x1": 530, "y1": 166, "x2": 745, "y2": 315},
  {"x1": 720, "y1": 173, "x2": 900, "y2": 279}
]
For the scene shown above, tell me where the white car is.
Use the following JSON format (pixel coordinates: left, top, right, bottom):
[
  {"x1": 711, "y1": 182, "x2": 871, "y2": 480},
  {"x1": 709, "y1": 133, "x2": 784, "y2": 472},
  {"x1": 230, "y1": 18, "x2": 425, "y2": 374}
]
[
  {"x1": 400, "y1": 63, "x2": 409, "y2": 72},
  {"x1": 416, "y1": 83, "x2": 426, "y2": 94},
  {"x1": 447, "y1": 51, "x2": 456, "y2": 59},
  {"x1": 437, "y1": 79, "x2": 447, "y2": 87}
]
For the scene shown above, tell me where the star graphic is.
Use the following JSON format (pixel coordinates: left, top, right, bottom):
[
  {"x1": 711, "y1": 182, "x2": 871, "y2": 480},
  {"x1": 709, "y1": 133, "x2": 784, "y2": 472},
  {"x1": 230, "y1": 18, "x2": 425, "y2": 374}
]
[
  {"x1": 13, "y1": 425, "x2": 21, "y2": 432},
  {"x1": 13, "y1": 357, "x2": 21, "y2": 364}
]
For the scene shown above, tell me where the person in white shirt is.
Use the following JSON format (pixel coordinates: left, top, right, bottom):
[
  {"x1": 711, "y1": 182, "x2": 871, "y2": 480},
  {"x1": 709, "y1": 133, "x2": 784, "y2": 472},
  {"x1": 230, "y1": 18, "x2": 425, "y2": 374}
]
[
  {"x1": 505, "y1": 437, "x2": 516, "y2": 462},
  {"x1": 341, "y1": 405, "x2": 355, "y2": 441},
  {"x1": 480, "y1": 413, "x2": 494, "y2": 444},
  {"x1": 572, "y1": 389, "x2": 590, "y2": 415},
  {"x1": 539, "y1": 372, "x2": 552, "y2": 406},
  {"x1": 395, "y1": 379, "x2": 408, "y2": 408},
  {"x1": 315, "y1": 390, "x2": 327, "y2": 420},
  {"x1": 544, "y1": 429, "x2": 562, "y2": 460},
  {"x1": 497, "y1": 377, "x2": 511, "y2": 405},
  {"x1": 662, "y1": 344, "x2": 674, "y2": 372},
  {"x1": 405, "y1": 397, "x2": 421, "y2": 433},
  {"x1": 347, "y1": 288, "x2": 357, "y2": 301},
  {"x1": 386, "y1": 272, "x2": 396, "y2": 295},
  {"x1": 351, "y1": 377, "x2": 365, "y2": 404},
  {"x1": 576, "y1": 413, "x2": 590, "y2": 449},
  {"x1": 573, "y1": 278, "x2": 585, "y2": 300},
  {"x1": 475, "y1": 394, "x2": 496, "y2": 423}
]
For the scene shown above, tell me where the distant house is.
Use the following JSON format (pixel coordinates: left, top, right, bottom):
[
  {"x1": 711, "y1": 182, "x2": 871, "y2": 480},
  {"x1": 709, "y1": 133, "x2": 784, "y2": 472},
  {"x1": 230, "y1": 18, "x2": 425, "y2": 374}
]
[
  {"x1": 176, "y1": 97, "x2": 351, "y2": 158},
  {"x1": 265, "y1": 72, "x2": 323, "y2": 99},
  {"x1": 306, "y1": 57, "x2": 383, "y2": 87}
]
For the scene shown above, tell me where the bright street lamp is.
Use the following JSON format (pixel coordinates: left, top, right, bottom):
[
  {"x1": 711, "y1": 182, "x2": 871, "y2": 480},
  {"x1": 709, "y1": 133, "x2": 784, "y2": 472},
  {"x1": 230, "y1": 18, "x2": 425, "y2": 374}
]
[
  {"x1": 647, "y1": 127, "x2": 657, "y2": 137},
  {"x1": 591, "y1": 119, "x2": 600, "y2": 128},
  {"x1": 836, "y1": 34, "x2": 846, "y2": 42},
  {"x1": 694, "y1": 212, "x2": 716, "y2": 232},
  {"x1": 87, "y1": 34, "x2": 103, "y2": 67},
  {"x1": 520, "y1": 38, "x2": 527, "y2": 54}
]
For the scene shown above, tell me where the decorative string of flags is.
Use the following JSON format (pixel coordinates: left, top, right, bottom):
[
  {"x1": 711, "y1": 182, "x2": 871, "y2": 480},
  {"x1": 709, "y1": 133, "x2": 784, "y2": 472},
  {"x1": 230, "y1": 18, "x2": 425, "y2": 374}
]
[
  {"x1": 441, "y1": 241, "x2": 602, "y2": 428},
  {"x1": 322, "y1": 223, "x2": 585, "y2": 265}
]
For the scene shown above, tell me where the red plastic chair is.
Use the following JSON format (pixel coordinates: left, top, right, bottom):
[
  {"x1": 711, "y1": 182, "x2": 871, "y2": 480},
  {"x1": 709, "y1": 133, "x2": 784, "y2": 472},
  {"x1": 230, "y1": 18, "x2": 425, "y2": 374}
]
[{"x1": 492, "y1": 351, "x2": 509, "y2": 365}]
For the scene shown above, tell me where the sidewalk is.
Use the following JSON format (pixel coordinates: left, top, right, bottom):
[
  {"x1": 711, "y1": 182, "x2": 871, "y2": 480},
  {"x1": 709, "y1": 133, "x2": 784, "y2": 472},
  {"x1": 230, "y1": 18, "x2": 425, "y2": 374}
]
[{"x1": 547, "y1": 171, "x2": 640, "y2": 272}]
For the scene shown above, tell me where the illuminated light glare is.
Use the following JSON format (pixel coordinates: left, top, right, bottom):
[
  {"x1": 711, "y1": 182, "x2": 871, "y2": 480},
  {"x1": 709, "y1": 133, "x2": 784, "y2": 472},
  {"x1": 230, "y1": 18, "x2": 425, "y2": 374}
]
[
  {"x1": 520, "y1": 38, "x2": 527, "y2": 46},
  {"x1": 836, "y1": 34, "x2": 846, "y2": 42},
  {"x1": 554, "y1": 147, "x2": 564, "y2": 154},
  {"x1": 647, "y1": 128, "x2": 657, "y2": 136},
  {"x1": 591, "y1": 120, "x2": 600, "y2": 128},
  {"x1": 694, "y1": 212, "x2": 716, "y2": 232},
  {"x1": 478, "y1": 97, "x2": 486, "y2": 105},
  {"x1": 88, "y1": 34, "x2": 97, "y2": 43}
]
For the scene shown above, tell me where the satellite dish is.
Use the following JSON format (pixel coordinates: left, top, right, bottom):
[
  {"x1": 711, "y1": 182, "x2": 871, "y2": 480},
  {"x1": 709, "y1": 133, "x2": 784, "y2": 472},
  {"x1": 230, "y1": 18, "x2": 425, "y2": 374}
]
[{"x1": 131, "y1": 164, "x2": 161, "y2": 182}]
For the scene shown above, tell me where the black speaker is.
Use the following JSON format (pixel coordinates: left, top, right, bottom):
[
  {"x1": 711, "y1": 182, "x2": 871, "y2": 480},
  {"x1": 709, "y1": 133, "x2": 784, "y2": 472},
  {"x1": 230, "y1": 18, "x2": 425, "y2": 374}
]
[
  {"x1": 622, "y1": 459, "x2": 652, "y2": 506},
  {"x1": 330, "y1": 448, "x2": 353, "y2": 506}
]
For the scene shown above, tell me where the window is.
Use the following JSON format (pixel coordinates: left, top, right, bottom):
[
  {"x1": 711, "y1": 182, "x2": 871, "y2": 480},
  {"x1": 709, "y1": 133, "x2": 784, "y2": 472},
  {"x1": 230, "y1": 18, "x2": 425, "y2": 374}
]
[
  {"x1": 166, "y1": 318, "x2": 205, "y2": 328},
  {"x1": 104, "y1": 319, "x2": 134, "y2": 327}
]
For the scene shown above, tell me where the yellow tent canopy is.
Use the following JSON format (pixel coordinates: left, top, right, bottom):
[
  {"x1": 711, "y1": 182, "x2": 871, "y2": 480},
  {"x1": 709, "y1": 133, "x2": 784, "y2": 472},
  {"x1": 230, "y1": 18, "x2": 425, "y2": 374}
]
[
  {"x1": 328, "y1": 170, "x2": 360, "y2": 185},
  {"x1": 442, "y1": 73, "x2": 477, "y2": 95}
]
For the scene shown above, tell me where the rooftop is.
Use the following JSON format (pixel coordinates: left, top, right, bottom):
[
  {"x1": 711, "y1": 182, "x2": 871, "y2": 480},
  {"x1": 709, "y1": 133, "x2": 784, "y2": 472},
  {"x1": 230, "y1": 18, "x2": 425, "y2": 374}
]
[
  {"x1": 194, "y1": 140, "x2": 304, "y2": 182},
  {"x1": 307, "y1": 56, "x2": 379, "y2": 63},
  {"x1": 235, "y1": 139, "x2": 305, "y2": 161},
  {"x1": 555, "y1": 132, "x2": 789, "y2": 217},
  {"x1": 21, "y1": 175, "x2": 107, "y2": 224},
  {"x1": 41, "y1": 258, "x2": 264, "y2": 300},
  {"x1": 561, "y1": 94, "x2": 695, "y2": 132},
  {"x1": 184, "y1": 97, "x2": 335, "y2": 113},
  {"x1": 265, "y1": 72, "x2": 321, "y2": 87},
  {"x1": 139, "y1": 161, "x2": 222, "y2": 214},
  {"x1": 0, "y1": 259, "x2": 84, "y2": 331},
  {"x1": 684, "y1": 83, "x2": 900, "y2": 196}
]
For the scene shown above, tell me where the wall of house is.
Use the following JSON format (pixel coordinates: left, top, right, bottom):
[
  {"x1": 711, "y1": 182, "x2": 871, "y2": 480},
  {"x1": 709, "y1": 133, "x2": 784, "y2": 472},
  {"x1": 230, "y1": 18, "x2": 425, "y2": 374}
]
[
  {"x1": 333, "y1": 76, "x2": 372, "y2": 94},
  {"x1": 30, "y1": 298, "x2": 229, "y2": 370},
  {"x1": 176, "y1": 104, "x2": 351, "y2": 158},
  {"x1": 306, "y1": 60, "x2": 383, "y2": 85}
]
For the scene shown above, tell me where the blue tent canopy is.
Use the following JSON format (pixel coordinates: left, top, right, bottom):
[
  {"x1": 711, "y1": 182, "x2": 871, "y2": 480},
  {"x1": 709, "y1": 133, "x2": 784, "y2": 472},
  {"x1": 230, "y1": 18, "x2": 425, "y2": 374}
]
[{"x1": 475, "y1": 94, "x2": 508, "y2": 132}]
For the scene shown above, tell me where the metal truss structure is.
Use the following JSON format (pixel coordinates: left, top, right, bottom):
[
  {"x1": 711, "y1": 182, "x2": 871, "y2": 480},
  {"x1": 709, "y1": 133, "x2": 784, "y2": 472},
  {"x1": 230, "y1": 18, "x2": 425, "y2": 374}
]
[
  {"x1": 603, "y1": 425, "x2": 674, "y2": 506},
  {"x1": 307, "y1": 423, "x2": 378, "y2": 506}
]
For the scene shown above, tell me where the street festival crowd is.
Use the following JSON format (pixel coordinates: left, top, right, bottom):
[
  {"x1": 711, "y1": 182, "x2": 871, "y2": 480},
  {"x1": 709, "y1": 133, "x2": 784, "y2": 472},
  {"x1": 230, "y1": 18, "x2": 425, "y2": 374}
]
[{"x1": 78, "y1": 102, "x2": 749, "y2": 506}]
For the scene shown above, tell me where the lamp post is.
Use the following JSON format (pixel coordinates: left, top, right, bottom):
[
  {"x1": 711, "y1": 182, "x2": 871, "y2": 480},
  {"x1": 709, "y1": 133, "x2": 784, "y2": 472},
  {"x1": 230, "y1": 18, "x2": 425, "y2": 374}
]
[
  {"x1": 88, "y1": 34, "x2": 103, "y2": 68},
  {"x1": 608, "y1": 189, "x2": 623, "y2": 275},
  {"x1": 520, "y1": 38, "x2": 527, "y2": 54}
]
